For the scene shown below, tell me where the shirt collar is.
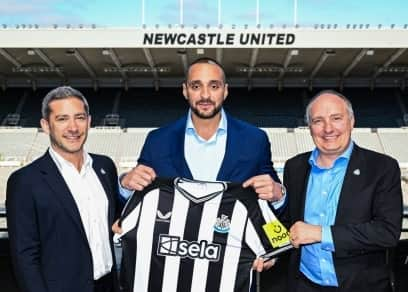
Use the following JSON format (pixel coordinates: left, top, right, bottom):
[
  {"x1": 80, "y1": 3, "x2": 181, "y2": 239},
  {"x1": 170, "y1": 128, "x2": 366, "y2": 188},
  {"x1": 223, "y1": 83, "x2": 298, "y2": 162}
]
[
  {"x1": 309, "y1": 140, "x2": 354, "y2": 169},
  {"x1": 49, "y1": 146, "x2": 93, "y2": 173},
  {"x1": 185, "y1": 108, "x2": 227, "y2": 141}
]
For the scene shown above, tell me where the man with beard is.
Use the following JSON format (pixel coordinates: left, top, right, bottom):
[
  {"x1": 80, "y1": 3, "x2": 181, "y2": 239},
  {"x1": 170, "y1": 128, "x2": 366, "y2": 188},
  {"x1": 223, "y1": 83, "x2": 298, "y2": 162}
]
[
  {"x1": 6, "y1": 86, "x2": 120, "y2": 292},
  {"x1": 117, "y1": 58, "x2": 286, "y2": 273},
  {"x1": 119, "y1": 57, "x2": 284, "y2": 209}
]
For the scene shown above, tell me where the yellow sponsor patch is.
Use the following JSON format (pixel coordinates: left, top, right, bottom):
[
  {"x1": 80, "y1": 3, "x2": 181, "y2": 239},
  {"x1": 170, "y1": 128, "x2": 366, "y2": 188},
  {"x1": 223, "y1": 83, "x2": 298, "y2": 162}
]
[{"x1": 263, "y1": 220, "x2": 290, "y2": 248}]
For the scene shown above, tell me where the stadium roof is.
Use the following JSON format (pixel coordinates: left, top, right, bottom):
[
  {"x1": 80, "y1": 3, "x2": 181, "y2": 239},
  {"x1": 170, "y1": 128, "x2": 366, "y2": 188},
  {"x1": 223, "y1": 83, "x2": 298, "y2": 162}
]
[{"x1": 1, "y1": 28, "x2": 408, "y2": 90}]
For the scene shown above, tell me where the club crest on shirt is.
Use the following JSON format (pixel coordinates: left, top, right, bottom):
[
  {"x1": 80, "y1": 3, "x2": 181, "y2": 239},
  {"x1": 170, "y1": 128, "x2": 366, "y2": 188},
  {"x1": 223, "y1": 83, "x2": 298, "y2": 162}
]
[
  {"x1": 214, "y1": 214, "x2": 231, "y2": 233},
  {"x1": 156, "y1": 210, "x2": 172, "y2": 223}
]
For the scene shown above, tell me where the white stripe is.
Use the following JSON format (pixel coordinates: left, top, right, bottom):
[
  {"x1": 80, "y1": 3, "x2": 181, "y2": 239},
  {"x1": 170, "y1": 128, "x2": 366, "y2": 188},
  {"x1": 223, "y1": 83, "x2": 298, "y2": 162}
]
[
  {"x1": 161, "y1": 189, "x2": 190, "y2": 292},
  {"x1": 257, "y1": 199, "x2": 278, "y2": 222},
  {"x1": 246, "y1": 220, "x2": 266, "y2": 257},
  {"x1": 219, "y1": 201, "x2": 247, "y2": 292},
  {"x1": 113, "y1": 204, "x2": 141, "y2": 243},
  {"x1": 190, "y1": 194, "x2": 223, "y2": 292},
  {"x1": 134, "y1": 189, "x2": 160, "y2": 292}
]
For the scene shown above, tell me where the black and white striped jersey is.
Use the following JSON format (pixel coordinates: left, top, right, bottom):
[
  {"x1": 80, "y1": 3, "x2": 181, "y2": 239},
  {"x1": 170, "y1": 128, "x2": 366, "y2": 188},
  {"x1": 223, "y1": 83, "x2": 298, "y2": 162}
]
[{"x1": 116, "y1": 177, "x2": 291, "y2": 292}]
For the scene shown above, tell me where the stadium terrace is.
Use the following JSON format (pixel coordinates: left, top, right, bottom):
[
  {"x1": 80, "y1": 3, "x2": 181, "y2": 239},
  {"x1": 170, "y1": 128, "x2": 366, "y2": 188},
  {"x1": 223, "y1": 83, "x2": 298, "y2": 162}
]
[{"x1": 143, "y1": 32, "x2": 295, "y2": 46}]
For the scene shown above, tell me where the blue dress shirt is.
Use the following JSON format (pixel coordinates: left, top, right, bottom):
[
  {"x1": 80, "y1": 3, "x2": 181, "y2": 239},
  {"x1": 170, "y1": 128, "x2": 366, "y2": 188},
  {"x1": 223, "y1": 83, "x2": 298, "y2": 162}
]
[
  {"x1": 184, "y1": 109, "x2": 227, "y2": 181},
  {"x1": 300, "y1": 142, "x2": 354, "y2": 286}
]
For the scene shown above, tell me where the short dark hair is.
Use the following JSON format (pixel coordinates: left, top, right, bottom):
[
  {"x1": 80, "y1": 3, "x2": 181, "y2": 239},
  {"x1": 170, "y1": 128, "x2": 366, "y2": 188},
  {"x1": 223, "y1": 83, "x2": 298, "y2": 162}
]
[
  {"x1": 186, "y1": 57, "x2": 226, "y2": 83},
  {"x1": 305, "y1": 89, "x2": 354, "y2": 125},
  {"x1": 42, "y1": 86, "x2": 89, "y2": 119}
]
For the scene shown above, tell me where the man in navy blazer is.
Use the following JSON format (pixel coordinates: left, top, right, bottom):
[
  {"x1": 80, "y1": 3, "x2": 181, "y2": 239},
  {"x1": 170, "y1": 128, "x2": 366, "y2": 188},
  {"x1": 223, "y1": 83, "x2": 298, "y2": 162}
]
[
  {"x1": 118, "y1": 58, "x2": 285, "y2": 273},
  {"x1": 120, "y1": 57, "x2": 284, "y2": 203},
  {"x1": 282, "y1": 90, "x2": 402, "y2": 292},
  {"x1": 135, "y1": 112, "x2": 276, "y2": 183},
  {"x1": 6, "y1": 87, "x2": 120, "y2": 292}
]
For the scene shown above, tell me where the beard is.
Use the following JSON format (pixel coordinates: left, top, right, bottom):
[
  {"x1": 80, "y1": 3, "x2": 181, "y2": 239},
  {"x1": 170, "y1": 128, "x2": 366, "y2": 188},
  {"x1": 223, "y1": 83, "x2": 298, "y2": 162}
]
[{"x1": 190, "y1": 98, "x2": 223, "y2": 119}]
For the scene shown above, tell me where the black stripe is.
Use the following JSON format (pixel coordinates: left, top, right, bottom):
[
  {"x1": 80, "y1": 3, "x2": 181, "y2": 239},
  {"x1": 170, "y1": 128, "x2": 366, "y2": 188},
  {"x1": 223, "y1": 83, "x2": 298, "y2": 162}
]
[
  {"x1": 148, "y1": 186, "x2": 174, "y2": 292},
  {"x1": 206, "y1": 192, "x2": 237, "y2": 292},
  {"x1": 176, "y1": 200, "x2": 204, "y2": 292},
  {"x1": 232, "y1": 184, "x2": 272, "y2": 249},
  {"x1": 120, "y1": 223, "x2": 138, "y2": 292},
  {"x1": 233, "y1": 238, "x2": 255, "y2": 292}
]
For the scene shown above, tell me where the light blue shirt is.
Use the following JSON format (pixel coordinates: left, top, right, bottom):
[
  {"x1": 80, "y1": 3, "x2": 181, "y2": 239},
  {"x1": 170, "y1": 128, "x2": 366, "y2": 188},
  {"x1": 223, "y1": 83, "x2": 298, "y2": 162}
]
[
  {"x1": 300, "y1": 141, "x2": 354, "y2": 287},
  {"x1": 184, "y1": 109, "x2": 227, "y2": 181},
  {"x1": 119, "y1": 110, "x2": 227, "y2": 200}
]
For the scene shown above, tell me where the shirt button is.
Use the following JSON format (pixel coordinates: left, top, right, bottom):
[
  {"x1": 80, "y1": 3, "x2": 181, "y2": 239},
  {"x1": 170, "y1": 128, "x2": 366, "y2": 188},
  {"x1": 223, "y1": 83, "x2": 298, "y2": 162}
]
[
  {"x1": 325, "y1": 279, "x2": 330, "y2": 284},
  {"x1": 322, "y1": 191, "x2": 328, "y2": 195},
  {"x1": 321, "y1": 259, "x2": 325, "y2": 262},
  {"x1": 320, "y1": 213, "x2": 324, "y2": 217}
]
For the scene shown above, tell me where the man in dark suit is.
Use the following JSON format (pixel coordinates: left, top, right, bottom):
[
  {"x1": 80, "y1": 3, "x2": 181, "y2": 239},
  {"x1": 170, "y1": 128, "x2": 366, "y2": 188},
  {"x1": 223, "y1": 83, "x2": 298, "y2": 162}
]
[
  {"x1": 282, "y1": 90, "x2": 403, "y2": 292},
  {"x1": 6, "y1": 86, "x2": 120, "y2": 292},
  {"x1": 117, "y1": 58, "x2": 286, "y2": 273},
  {"x1": 119, "y1": 57, "x2": 284, "y2": 203}
]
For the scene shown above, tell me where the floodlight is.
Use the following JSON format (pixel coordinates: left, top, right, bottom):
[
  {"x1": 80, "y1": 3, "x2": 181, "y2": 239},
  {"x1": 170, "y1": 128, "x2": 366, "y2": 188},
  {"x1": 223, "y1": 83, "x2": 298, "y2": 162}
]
[
  {"x1": 366, "y1": 49, "x2": 375, "y2": 56},
  {"x1": 290, "y1": 49, "x2": 299, "y2": 56}
]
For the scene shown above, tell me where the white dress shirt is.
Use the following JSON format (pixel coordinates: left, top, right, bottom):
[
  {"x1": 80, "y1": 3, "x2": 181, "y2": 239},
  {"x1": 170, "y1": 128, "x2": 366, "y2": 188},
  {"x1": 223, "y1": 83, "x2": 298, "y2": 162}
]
[{"x1": 49, "y1": 147, "x2": 113, "y2": 280}]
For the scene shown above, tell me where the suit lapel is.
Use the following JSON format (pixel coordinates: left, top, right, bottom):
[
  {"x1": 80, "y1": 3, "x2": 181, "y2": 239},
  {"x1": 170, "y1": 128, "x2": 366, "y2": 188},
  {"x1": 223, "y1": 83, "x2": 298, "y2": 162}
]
[
  {"x1": 335, "y1": 145, "x2": 364, "y2": 223},
  {"x1": 217, "y1": 115, "x2": 241, "y2": 181},
  {"x1": 171, "y1": 116, "x2": 193, "y2": 179},
  {"x1": 39, "y1": 152, "x2": 88, "y2": 241},
  {"x1": 298, "y1": 155, "x2": 312, "y2": 221}
]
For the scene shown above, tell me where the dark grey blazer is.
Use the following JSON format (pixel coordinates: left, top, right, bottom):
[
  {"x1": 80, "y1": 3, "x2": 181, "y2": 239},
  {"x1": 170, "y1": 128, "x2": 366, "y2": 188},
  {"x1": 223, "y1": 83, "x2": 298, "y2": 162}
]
[
  {"x1": 6, "y1": 151, "x2": 120, "y2": 292},
  {"x1": 282, "y1": 144, "x2": 403, "y2": 292}
]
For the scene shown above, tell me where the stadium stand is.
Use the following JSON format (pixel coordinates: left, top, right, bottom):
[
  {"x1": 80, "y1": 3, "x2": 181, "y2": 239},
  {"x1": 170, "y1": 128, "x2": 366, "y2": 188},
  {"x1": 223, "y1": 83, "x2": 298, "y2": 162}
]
[
  {"x1": 120, "y1": 88, "x2": 188, "y2": 127},
  {"x1": 263, "y1": 128, "x2": 298, "y2": 162},
  {"x1": 25, "y1": 130, "x2": 50, "y2": 162},
  {"x1": 344, "y1": 88, "x2": 404, "y2": 127},
  {"x1": 351, "y1": 128, "x2": 385, "y2": 153},
  {"x1": 117, "y1": 128, "x2": 152, "y2": 167},
  {"x1": 18, "y1": 89, "x2": 43, "y2": 127},
  {"x1": 0, "y1": 128, "x2": 37, "y2": 163},
  {"x1": 1, "y1": 125, "x2": 408, "y2": 205},
  {"x1": 4, "y1": 87, "x2": 406, "y2": 128},
  {"x1": 0, "y1": 89, "x2": 24, "y2": 127},
  {"x1": 378, "y1": 128, "x2": 408, "y2": 163},
  {"x1": 85, "y1": 128, "x2": 122, "y2": 159}
]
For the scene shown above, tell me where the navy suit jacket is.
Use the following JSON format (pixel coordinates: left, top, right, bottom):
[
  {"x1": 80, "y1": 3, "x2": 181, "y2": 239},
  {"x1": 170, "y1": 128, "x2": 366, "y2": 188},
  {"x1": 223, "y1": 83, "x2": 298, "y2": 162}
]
[
  {"x1": 282, "y1": 145, "x2": 403, "y2": 291},
  {"x1": 6, "y1": 152, "x2": 120, "y2": 292},
  {"x1": 138, "y1": 113, "x2": 280, "y2": 183}
]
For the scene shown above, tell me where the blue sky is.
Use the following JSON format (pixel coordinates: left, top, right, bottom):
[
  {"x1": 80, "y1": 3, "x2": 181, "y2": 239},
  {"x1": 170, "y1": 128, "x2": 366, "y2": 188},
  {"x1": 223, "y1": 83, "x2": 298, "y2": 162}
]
[{"x1": 0, "y1": 0, "x2": 406, "y2": 27}]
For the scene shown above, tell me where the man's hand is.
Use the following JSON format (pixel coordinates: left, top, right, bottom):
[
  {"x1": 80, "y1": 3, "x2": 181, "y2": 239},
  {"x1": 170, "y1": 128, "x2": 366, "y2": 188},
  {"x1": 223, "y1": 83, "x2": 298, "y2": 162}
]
[
  {"x1": 252, "y1": 257, "x2": 276, "y2": 272},
  {"x1": 112, "y1": 219, "x2": 122, "y2": 234},
  {"x1": 120, "y1": 164, "x2": 156, "y2": 191},
  {"x1": 289, "y1": 221, "x2": 322, "y2": 248},
  {"x1": 242, "y1": 174, "x2": 283, "y2": 202}
]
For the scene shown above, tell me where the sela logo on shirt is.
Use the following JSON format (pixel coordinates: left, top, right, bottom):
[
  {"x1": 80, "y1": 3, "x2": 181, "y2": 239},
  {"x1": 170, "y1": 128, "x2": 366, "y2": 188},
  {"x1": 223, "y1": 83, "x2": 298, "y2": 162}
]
[
  {"x1": 157, "y1": 234, "x2": 221, "y2": 261},
  {"x1": 156, "y1": 210, "x2": 172, "y2": 223},
  {"x1": 214, "y1": 214, "x2": 230, "y2": 233}
]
